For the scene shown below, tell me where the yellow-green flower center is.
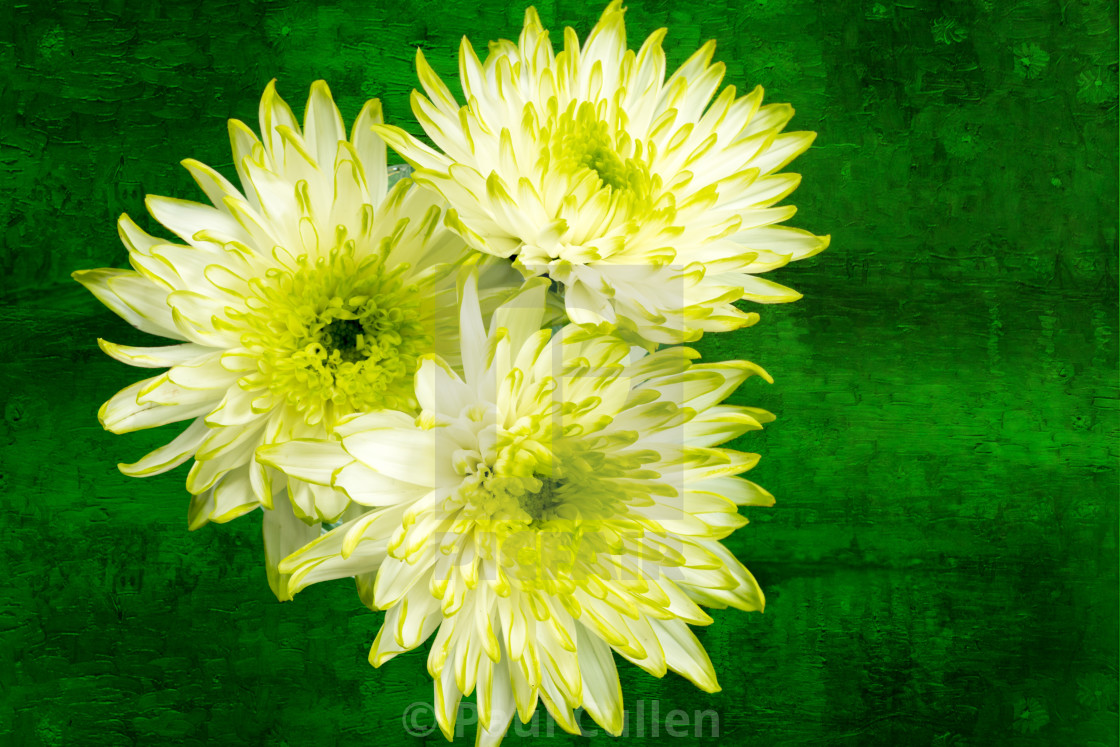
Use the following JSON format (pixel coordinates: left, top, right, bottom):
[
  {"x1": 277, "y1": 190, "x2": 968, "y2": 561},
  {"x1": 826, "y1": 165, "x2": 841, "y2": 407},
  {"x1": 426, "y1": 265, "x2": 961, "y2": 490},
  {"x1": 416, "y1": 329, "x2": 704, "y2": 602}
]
[
  {"x1": 444, "y1": 419, "x2": 665, "y2": 593},
  {"x1": 320, "y1": 318, "x2": 366, "y2": 363},
  {"x1": 518, "y1": 477, "x2": 567, "y2": 522},
  {"x1": 549, "y1": 101, "x2": 652, "y2": 203},
  {"x1": 237, "y1": 244, "x2": 431, "y2": 422}
]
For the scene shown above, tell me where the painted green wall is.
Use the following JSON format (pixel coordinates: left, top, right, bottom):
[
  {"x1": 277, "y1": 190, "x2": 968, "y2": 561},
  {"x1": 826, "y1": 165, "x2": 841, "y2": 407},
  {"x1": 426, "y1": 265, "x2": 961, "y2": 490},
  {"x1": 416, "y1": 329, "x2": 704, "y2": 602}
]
[{"x1": 1, "y1": 0, "x2": 1116, "y2": 744}]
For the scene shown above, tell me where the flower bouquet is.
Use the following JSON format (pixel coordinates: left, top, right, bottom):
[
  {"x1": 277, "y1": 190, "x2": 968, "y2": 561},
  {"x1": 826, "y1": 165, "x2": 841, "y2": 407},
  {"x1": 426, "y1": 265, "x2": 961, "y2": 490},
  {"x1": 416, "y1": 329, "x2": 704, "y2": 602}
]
[{"x1": 75, "y1": 2, "x2": 827, "y2": 743}]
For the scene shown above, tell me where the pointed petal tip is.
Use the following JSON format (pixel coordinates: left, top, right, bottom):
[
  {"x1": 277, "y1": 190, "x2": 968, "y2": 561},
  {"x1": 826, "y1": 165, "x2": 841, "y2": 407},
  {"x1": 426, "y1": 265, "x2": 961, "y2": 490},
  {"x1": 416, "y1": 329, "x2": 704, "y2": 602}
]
[
  {"x1": 358, "y1": 97, "x2": 384, "y2": 121},
  {"x1": 369, "y1": 122, "x2": 405, "y2": 142},
  {"x1": 96, "y1": 399, "x2": 118, "y2": 432},
  {"x1": 72, "y1": 266, "x2": 119, "y2": 288},
  {"x1": 227, "y1": 117, "x2": 253, "y2": 137},
  {"x1": 601, "y1": 0, "x2": 626, "y2": 19}
]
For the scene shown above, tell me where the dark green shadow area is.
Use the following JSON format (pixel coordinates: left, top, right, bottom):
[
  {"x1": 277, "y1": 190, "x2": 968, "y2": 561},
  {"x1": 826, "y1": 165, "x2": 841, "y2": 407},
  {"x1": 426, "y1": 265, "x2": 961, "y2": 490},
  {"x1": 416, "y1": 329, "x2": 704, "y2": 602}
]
[{"x1": 1, "y1": 0, "x2": 1116, "y2": 745}]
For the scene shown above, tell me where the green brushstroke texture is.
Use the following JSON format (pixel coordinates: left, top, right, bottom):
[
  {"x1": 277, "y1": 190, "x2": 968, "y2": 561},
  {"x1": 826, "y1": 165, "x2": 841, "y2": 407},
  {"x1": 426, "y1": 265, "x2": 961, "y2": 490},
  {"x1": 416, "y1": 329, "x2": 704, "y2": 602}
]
[{"x1": 1, "y1": 0, "x2": 1117, "y2": 744}]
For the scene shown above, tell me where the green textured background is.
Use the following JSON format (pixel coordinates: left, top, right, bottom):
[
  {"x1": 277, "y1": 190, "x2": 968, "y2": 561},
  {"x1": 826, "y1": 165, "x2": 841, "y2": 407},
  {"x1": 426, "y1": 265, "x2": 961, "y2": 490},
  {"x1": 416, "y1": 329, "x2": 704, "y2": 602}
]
[{"x1": 1, "y1": 0, "x2": 1117, "y2": 744}]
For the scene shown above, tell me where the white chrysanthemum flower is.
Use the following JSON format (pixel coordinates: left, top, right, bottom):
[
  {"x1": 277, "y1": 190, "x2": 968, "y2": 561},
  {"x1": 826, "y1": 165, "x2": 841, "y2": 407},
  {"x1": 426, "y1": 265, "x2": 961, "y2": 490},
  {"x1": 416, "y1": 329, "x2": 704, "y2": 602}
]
[
  {"x1": 74, "y1": 81, "x2": 516, "y2": 600},
  {"x1": 260, "y1": 270, "x2": 775, "y2": 744},
  {"x1": 375, "y1": 0, "x2": 829, "y2": 347}
]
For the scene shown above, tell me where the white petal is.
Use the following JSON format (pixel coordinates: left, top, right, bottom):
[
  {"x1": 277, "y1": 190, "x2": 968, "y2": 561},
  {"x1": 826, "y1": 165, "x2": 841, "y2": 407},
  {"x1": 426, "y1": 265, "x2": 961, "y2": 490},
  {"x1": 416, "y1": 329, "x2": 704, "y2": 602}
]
[
  {"x1": 575, "y1": 624, "x2": 624, "y2": 735},
  {"x1": 648, "y1": 617, "x2": 720, "y2": 692},
  {"x1": 205, "y1": 385, "x2": 267, "y2": 427},
  {"x1": 146, "y1": 195, "x2": 252, "y2": 249},
  {"x1": 97, "y1": 340, "x2": 211, "y2": 369},
  {"x1": 116, "y1": 213, "x2": 163, "y2": 255},
  {"x1": 99, "y1": 377, "x2": 217, "y2": 434},
  {"x1": 414, "y1": 356, "x2": 474, "y2": 416},
  {"x1": 434, "y1": 651, "x2": 465, "y2": 740},
  {"x1": 342, "y1": 426, "x2": 447, "y2": 488},
  {"x1": 209, "y1": 466, "x2": 261, "y2": 523},
  {"x1": 181, "y1": 157, "x2": 248, "y2": 210},
  {"x1": 351, "y1": 98, "x2": 387, "y2": 203},
  {"x1": 256, "y1": 438, "x2": 351, "y2": 486},
  {"x1": 687, "y1": 361, "x2": 772, "y2": 412},
  {"x1": 118, "y1": 416, "x2": 210, "y2": 477},
  {"x1": 373, "y1": 555, "x2": 428, "y2": 609},
  {"x1": 476, "y1": 661, "x2": 517, "y2": 746},
  {"x1": 74, "y1": 268, "x2": 185, "y2": 341},
  {"x1": 748, "y1": 130, "x2": 816, "y2": 175},
  {"x1": 258, "y1": 79, "x2": 300, "y2": 159},
  {"x1": 692, "y1": 476, "x2": 774, "y2": 506},
  {"x1": 286, "y1": 533, "x2": 387, "y2": 595},
  {"x1": 457, "y1": 269, "x2": 488, "y2": 385},
  {"x1": 262, "y1": 492, "x2": 321, "y2": 601},
  {"x1": 731, "y1": 224, "x2": 829, "y2": 261},
  {"x1": 331, "y1": 461, "x2": 427, "y2": 507},
  {"x1": 303, "y1": 80, "x2": 346, "y2": 169},
  {"x1": 369, "y1": 588, "x2": 441, "y2": 665}
]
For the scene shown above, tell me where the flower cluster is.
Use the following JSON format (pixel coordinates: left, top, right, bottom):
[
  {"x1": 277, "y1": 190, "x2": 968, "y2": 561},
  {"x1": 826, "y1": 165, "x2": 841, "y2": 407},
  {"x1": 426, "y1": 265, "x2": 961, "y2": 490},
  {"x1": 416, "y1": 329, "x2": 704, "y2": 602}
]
[{"x1": 75, "y1": 2, "x2": 826, "y2": 744}]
